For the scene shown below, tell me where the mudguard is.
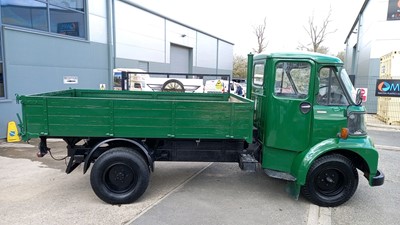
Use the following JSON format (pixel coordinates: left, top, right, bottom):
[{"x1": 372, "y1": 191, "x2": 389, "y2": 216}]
[
  {"x1": 83, "y1": 138, "x2": 154, "y2": 174},
  {"x1": 290, "y1": 136, "x2": 380, "y2": 186}
]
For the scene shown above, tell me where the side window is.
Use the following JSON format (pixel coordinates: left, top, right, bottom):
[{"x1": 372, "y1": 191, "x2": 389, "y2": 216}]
[
  {"x1": 0, "y1": 66, "x2": 4, "y2": 98},
  {"x1": 317, "y1": 67, "x2": 349, "y2": 105},
  {"x1": 253, "y1": 63, "x2": 264, "y2": 86},
  {"x1": 1, "y1": 0, "x2": 87, "y2": 38},
  {"x1": 274, "y1": 62, "x2": 310, "y2": 99}
]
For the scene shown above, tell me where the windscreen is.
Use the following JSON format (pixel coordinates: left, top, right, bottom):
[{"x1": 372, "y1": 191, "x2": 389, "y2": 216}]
[{"x1": 340, "y1": 68, "x2": 357, "y2": 104}]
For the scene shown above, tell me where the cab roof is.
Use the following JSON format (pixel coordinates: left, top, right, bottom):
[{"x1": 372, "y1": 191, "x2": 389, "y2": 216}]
[{"x1": 253, "y1": 52, "x2": 343, "y2": 64}]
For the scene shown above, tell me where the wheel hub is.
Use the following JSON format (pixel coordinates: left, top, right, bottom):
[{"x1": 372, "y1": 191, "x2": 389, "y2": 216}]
[
  {"x1": 316, "y1": 170, "x2": 342, "y2": 193},
  {"x1": 105, "y1": 164, "x2": 136, "y2": 193},
  {"x1": 115, "y1": 171, "x2": 127, "y2": 182}
]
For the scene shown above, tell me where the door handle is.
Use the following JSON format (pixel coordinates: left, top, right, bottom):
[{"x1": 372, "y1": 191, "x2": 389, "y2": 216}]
[{"x1": 299, "y1": 102, "x2": 312, "y2": 114}]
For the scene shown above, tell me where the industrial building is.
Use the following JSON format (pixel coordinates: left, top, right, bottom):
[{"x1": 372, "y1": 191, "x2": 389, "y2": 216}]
[
  {"x1": 0, "y1": 0, "x2": 234, "y2": 138},
  {"x1": 344, "y1": 0, "x2": 400, "y2": 113}
]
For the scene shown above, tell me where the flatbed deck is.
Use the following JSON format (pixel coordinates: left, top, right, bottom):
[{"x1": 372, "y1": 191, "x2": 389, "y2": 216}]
[{"x1": 18, "y1": 89, "x2": 254, "y2": 142}]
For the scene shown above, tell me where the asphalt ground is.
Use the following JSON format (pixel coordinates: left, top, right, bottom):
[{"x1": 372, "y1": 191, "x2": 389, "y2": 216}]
[{"x1": 0, "y1": 135, "x2": 399, "y2": 225}]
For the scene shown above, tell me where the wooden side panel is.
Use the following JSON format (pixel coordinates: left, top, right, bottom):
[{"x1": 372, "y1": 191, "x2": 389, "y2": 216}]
[{"x1": 20, "y1": 90, "x2": 254, "y2": 142}]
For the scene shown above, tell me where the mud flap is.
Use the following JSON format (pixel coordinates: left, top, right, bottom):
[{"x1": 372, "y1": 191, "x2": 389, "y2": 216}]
[{"x1": 286, "y1": 181, "x2": 300, "y2": 200}]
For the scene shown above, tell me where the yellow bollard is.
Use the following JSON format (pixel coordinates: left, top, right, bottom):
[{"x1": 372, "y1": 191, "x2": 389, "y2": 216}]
[{"x1": 7, "y1": 121, "x2": 21, "y2": 142}]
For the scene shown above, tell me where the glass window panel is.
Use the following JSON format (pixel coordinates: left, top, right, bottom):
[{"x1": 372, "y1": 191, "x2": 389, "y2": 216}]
[
  {"x1": 48, "y1": 0, "x2": 84, "y2": 12},
  {"x1": 0, "y1": 64, "x2": 4, "y2": 98},
  {"x1": 0, "y1": 35, "x2": 2, "y2": 61},
  {"x1": 253, "y1": 63, "x2": 264, "y2": 86},
  {"x1": 274, "y1": 62, "x2": 310, "y2": 99},
  {"x1": 50, "y1": 5, "x2": 85, "y2": 38},
  {"x1": 317, "y1": 67, "x2": 348, "y2": 105},
  {"x1": 1, "y1": 0, "x2": 48, "y2": 31}
]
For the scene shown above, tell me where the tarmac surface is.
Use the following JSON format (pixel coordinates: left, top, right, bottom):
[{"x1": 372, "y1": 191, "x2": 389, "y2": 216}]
[{"x1": 0, "y1": 116, "x2": 399, "y2": 225}]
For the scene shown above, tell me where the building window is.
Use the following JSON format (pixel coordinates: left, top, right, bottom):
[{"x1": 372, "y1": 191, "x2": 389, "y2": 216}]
[
  {"x1": 50, "y1": 5, "x2": 85, "y2": 38},
  {"x1": 0, "y1": 33, "x2": 3, "y2": 98},
  {"x1": 1, "y1": 0, "x2": 86, "y2": 38},
  {"x1": 1, "y1": 1, "x2": 48, "y2": 31},
  {"x1": 0, "y1": 65, "x2": 4, "y2": 98}
]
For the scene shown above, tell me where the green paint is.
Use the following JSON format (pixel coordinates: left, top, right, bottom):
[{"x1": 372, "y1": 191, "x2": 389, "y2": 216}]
[
  {"x1": 248, "y1": 52, "x2": 381, "y2": 188},
  {"x1": 18, "y1": 89, "x2": 254, "y2": 143}
]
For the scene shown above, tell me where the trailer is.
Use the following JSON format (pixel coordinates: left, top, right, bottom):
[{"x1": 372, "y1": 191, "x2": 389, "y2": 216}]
[{"x1": 17, "y1": 52, "x2": 384, "y2": 207}]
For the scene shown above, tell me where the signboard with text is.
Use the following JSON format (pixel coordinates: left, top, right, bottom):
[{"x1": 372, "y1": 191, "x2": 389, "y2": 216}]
[
  {"x1": 57, "y1": 22, "x2": 79, "y2": 37},
  {"x1": 387, "y1": 0, "x2": 400, "y2": 20},
  {"x1": 64, "y1": 76, "x2": 78, "y2": 84},
  {"x1": 375, "y1": 79, "x2": 400, "y2": 97}
]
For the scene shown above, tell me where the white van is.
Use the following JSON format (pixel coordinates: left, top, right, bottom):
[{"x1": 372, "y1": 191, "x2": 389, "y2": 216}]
[
  {"x1": 113, "y1": 68, "x2": 151, "y2": 91},
  {"x1": 204, "y1": 79, "x2": 237, "y2": 94}
]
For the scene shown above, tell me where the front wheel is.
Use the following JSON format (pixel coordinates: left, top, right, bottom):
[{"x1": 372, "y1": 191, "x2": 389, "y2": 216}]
[
  {"x1": 90, "y1": 147, "x2": 150, "y2": 204},
  {"x1": 301, "y1": 154, "x2": 358, "y2": 207}
]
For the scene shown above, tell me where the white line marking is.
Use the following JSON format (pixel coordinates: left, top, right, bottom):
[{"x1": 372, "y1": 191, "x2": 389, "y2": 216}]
[
  {"x1": 307, "y1": 204, "x2": 332, "y2": 225},
  {"x1": 319, "y1": 207, "x2": 332, "y2": 225},
  {"x1": 307, "y1": 204, "x2": 319, "y2": 225},
  {"x1": 124, "y1": 162, "x2": 213, "y2": 225},
  {"x1": 375, "y1": 144, "x2": 400, "y2": 151}
]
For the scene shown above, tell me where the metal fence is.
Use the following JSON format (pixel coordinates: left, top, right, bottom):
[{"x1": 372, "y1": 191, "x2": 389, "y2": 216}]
[
  {"x1": 376, "y1": 97, "x2": 400, "y2": 125},
  {"x1": 365, "y1": 96, "x2": 400, "y2": 128}
]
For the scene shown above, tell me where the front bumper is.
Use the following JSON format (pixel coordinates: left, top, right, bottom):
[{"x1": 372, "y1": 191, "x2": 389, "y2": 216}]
[{"x1": 371, "y1": 169, "x2": 385, "y2": 186}]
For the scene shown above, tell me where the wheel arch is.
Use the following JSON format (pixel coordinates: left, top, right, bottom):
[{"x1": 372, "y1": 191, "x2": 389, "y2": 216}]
[
  {"x1": 291, "y1": 138, "x2": 376, "y2": 186},
  {"x1": 83, "y1": 138, "x2": 154, "y2": 174}
]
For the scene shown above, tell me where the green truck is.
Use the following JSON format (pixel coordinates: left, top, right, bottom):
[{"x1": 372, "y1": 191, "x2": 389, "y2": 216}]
[{"x1": 17, "y1": 52, "x2": 384, "y2": 207}]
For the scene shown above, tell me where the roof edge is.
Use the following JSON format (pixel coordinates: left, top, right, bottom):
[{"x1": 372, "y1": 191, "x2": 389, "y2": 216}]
[
  {"x1": 344, "y1": 0, "x2": 370, "y2": 44},
  {"x1": 119, "y1": 0, "x2": 234, "y2": 45}
]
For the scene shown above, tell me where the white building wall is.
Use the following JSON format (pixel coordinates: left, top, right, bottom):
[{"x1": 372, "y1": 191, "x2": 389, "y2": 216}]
[
  {"x1": 362, "y1": 0, "x2": 400, "y2": 59},
  {"x1": 88, "y1": 0, "x2": 107, "y2": 44},
  {"x1": 113, "y1": 0, "x2": 232, "y2": 72},
  {"x1": 114, "y1": 1, "x2": 165, "y2": 63},
  {"x1": 344, "y1": 28, "x2": 358, "y2": 73},
  {"x1": 196, "y1": 33, "x2": 217, "y2": 68},
  {"x1": 345, "y1": 0, "x2": 400, "y2": 112},
  {"x1": 218, "y1": 41, "x2": 233, "y2": 71},
  {"x1": 165, "y1": 20, "x2": 197, "y2": 64}
]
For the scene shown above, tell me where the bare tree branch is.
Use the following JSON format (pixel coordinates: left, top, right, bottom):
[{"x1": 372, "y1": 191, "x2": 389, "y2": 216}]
[
  {"x1": 252, "y1": 17, "x2": 269, "y2": 53},
  {"x1": 298, "y1": 7, "x2": 337, "y2": 53}
]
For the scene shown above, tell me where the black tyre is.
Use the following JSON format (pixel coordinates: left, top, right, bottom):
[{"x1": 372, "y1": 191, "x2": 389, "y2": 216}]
[
  {"x1": 90, "y1": 147, "x2": 150, "y2": 204},
  {"x1": 162, "y1": 79, "x2": 185, "y2": 92},
  {"x1": 301, "y1": 154, "x2": 358, "y2": 207}
]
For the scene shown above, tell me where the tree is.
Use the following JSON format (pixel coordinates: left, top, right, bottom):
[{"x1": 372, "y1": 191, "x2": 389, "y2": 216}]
[
  {"x1": 233, "y1": 55, "x2": 247, "y2": 78},
  {"x1": 253, "y1": 17, "x2": 268, "y2": 53},
  {"x1": 298, "y1": 8, "x2": 337, "y2": 53},
  {"x1": 336, "y1": 51, "x2": 345, "y2": 62}
]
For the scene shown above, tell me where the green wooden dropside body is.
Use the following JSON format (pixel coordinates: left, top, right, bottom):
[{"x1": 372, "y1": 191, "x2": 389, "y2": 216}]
[{"x1": 17, "y1": 89, "x2": 254, "y2": 143}]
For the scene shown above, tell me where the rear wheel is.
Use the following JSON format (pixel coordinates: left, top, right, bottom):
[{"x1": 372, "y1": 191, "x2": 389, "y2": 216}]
[
  {"x1": 90, "y1": 147, "x2": 150, "y2": 204},
  {"x1": 301, "y1": 154, "x2": 358, "y2": 207}
]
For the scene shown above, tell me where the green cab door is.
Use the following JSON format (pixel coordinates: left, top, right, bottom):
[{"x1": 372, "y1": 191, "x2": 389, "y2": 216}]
[
  {"x1": 312, "y1": 66, "x2": 349, "y2": 145},
  {"x1": 262, "y1": 60, "x2": 315, "y2": 171}
]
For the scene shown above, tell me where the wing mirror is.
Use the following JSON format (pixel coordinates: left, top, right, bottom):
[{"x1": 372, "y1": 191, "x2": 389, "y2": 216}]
[{"x1": 355, "y1": 88, "x2": 362, "y2": 106}]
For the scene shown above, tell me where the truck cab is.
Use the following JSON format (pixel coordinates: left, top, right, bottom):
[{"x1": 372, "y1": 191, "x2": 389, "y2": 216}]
[{"x1": 248, "y1": 52, "x2": 384, "y2": 206}]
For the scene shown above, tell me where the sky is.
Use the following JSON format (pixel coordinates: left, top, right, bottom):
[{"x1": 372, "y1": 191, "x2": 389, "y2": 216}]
[{"x1": 129, "y1": 0, "x2": 365, "y2": 56}]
